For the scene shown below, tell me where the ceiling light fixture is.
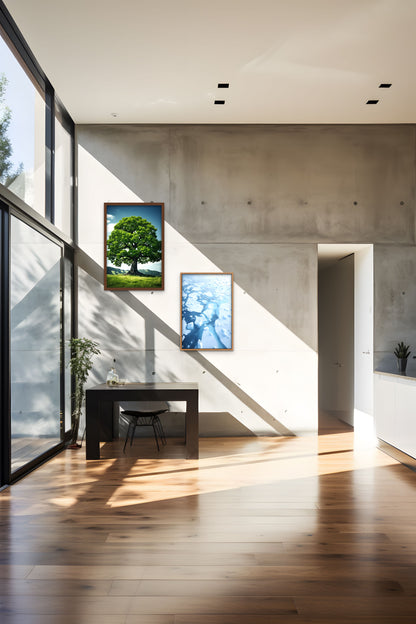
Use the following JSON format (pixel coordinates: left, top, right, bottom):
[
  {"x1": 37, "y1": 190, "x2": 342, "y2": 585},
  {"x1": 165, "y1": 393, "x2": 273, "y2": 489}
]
[
  {"x1": 218, "y1": 83, "x2": 229, "y2": 88},
  {"x1": 366, "y1": 100, "x2": 379, "y2": 104},
  {"x1": 214, "y1": 100, "x2": 225, "y2": 105},
  {"x1": 379, "y1": 83, "x2": 392, "y2": 88}
]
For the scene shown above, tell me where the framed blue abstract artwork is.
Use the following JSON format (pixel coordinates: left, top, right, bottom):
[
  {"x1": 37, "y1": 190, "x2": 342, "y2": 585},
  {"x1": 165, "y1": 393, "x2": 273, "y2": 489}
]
[{"x1": 180, "y1": 273, "x2": 233, "y2": 350}]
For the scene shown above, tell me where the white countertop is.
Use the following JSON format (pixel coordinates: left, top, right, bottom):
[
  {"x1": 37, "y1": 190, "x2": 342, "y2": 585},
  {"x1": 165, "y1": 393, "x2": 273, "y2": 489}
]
[{"x1": 375, "y1": 370, "x2": 416, "y2": 381}]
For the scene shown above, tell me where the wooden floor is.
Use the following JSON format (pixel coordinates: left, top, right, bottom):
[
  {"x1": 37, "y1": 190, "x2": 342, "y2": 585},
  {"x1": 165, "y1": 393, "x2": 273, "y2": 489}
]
[
  {"x1": 1, "y1": 426, "x2": 416, "y2": 623},
  {"x1": 11, "y1": 437, "x2": 61, "y2": 473}
]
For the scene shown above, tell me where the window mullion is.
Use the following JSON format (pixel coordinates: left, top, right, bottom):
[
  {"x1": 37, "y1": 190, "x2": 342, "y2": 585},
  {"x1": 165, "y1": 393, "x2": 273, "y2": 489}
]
[
  {"x1": 45, "y1": 81, "x2": 55, "y2": 223},
  {"x1": 0, "y1": 203, "x2": 11, "y2": 487}
]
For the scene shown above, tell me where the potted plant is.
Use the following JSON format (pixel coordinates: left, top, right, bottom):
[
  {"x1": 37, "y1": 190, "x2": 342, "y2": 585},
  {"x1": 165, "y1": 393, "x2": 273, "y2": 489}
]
[
  {"x1": 68, "y1": 337, "x2": 101, "y2": 448},
  {"x1": 394, "y1": 341, "x2": 411, "y2": 375}
]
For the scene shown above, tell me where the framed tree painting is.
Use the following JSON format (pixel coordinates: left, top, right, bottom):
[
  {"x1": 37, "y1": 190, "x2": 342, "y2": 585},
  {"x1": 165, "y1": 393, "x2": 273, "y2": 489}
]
[
  {"x1": 104, "y1": 203, "x2": 164, "y2": 290},
  {"x1": 180, "y1": 273, "x2": 233, "y2": 350}
]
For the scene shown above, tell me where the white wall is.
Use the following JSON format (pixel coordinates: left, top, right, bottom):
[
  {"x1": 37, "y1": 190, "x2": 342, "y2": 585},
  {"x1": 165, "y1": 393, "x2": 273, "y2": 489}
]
[
  {"x1": 354, "y1": 246, "x2": 374, "y2": 432},
  {"x1": 375, "y1": 373, "x2": 416, "y2": 459}
]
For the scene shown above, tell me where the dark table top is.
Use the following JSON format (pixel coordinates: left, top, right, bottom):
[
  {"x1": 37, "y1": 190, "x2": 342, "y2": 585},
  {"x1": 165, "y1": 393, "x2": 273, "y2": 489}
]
[{"x1": 87, "y1": 382, "x2": 198, "y2": 392}]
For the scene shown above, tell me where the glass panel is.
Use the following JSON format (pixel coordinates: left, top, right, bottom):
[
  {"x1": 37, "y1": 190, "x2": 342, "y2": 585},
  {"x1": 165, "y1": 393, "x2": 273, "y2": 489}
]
[
  {"x1": 0, "y1": 205, "x2": 5, "y2": 486},
  {"x1": 63, "y1": 255, "x2": 72, "y2": 432},
  {"x1": 54, "y1": 113, "x2": 72, "y2": 237},
  {"x1": 0, "y1": 32, "x2": 45, "y2": 215},
  {"x1": 10, "y1": 216, "x2": 61, "y2": 473}
]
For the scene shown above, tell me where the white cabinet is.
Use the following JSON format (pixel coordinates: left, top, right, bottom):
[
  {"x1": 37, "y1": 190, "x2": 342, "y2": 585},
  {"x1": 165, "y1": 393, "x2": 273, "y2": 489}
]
[{"x1": 374, "y1": 372, "x2": 416, "y2": 459}]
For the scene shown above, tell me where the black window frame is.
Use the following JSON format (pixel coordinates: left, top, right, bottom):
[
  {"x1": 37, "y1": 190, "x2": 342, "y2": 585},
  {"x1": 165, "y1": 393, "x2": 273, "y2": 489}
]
[
  {"x1": 0, "y1": 202, "x2": 10, "y2": 488},
  {"x1": 54, "y1": 95, "x2": 75, "y2": 240},
  {"x1": 0, "y1": 0, "x2": 76, "y2": 486}
]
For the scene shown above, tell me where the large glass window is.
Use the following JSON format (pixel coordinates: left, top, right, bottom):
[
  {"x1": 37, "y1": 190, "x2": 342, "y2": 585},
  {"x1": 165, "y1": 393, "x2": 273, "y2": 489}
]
[
  {"x1": 0, "y1": 4, "x2": 75, "y2": 485},
  {"x1": 54, "y1": 102, "x2": 73, "y2": 238},
  {"x1": 10, "y1": 215, "x2": 61, "y2": 473},
  {"x1": 0, "y1": 30, "x2": 45, "y2": 216},
  {"x1": 0, "y1": 202, "x2": 7, "y2": 487},
  {"x1": 63, "y1": 253, "x2": 73, "y2": 432}
]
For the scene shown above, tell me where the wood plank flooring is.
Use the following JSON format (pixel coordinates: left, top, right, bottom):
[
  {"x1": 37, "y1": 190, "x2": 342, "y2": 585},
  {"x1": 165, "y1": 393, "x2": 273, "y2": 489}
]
[
  {"x1": 11, "y1": 437, "x2": 61, "y2": 473},
  {"x1": 1, "y1": 429, "x2": 416, "y2": 623}
]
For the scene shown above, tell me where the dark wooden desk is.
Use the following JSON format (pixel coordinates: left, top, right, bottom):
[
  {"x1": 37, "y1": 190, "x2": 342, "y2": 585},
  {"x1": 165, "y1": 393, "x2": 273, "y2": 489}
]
[{"x1": 85, "y1": 382, "x2": 199, "y2": 460}]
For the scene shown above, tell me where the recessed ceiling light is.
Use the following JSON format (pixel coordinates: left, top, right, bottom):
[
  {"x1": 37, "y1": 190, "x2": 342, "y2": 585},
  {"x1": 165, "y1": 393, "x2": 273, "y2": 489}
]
[
  {"x1": 218, "y1": 83, "x2": 229, "y2": 88},
  {"x1": 366, "y1": 100, "x2": 379, "y2": 105},
  {"x1": 379, "y1": 83, "x2": 392, "y2": 88},
  {"x1": 214, "y1": 100, "x2": 225, "y2": 105}
]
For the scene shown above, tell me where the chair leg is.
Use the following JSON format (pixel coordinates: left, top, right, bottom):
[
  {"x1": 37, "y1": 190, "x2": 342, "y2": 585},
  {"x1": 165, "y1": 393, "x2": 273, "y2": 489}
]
[
  {"x1": 123, "y1": 419, "x2": 137, "y2": 453},
  {"x1": 123, "y1": 421, "x2": 132, "y2": 453},
  {"x1": 130, "y1": 421, "x2": 137, "y2": 447},
  {"x1": 152, "y1": 420, "x2": 160, "y2": 451},
  {"x1": 155, "y1": 416, "x2": 167, "y2": 446},
  {"x1": 122, "y1": 411, "x2": 167, "y2": 454}
]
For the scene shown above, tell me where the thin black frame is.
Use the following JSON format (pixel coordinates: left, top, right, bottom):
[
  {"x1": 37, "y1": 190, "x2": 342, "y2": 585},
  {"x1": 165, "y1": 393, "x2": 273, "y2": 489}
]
[
  {"x1": 8, "y1": 208, "x2": 66, "y2": 483},
  {"x1": 0, "y1": 202, "x2": 10, "y2": 487},
  {"x1": 0, "y1": 1, "x2": 75, "y2": 485},
  {"x1": 0, "y1": 1, "x2": 75, "y2": 237}
]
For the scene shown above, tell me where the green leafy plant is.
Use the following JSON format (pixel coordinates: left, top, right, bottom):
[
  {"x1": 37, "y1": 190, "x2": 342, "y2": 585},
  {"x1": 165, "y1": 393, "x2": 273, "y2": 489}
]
[
  {"x1": 394, "y1": 341, "x2": 411, "y2": 359},
  {"x1": 68, "y1": 337, "x2": 100, "y2": 448},
  {"x1": 107, "y1": 216, "x2": 162, "y2": 276}
]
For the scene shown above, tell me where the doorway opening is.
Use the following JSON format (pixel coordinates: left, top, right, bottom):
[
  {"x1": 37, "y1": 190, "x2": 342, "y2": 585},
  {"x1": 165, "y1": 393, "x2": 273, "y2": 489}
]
[{"x1": 318, "y1": 244, "x2": 374, "y2": 443}]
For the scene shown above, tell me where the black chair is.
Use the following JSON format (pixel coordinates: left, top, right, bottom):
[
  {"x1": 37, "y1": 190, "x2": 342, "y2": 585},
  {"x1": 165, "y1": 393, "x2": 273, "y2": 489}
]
[{"x1": 120, "y1": 403, "x2": 168, "y2": 453}]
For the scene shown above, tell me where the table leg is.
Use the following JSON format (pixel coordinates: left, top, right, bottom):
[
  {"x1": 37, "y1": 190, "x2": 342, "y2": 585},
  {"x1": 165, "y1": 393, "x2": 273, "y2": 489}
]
[
  {"x1": 185, "y1": 393, "x2": 199, "y2": 459},
  {"x1": 86, "y1": 394, "x2": 100, "y2": 460},
  {"x1": 100, "y1": 401, "x2": 114, "y2": 441},
  {"x1": 113, "y1": 401, "x2": 120, "y2": 438}
]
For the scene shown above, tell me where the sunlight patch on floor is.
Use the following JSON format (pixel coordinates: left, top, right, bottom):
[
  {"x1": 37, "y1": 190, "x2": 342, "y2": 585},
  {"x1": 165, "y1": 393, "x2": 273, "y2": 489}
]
[{"x1": 104, "y1": 433, "x2": 397, "y2": 508}]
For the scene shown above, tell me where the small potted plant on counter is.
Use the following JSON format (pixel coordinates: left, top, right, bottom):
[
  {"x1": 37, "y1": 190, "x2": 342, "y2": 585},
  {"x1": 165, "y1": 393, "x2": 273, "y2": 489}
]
[{"x1": 394, "y1": 341, "x2": 411, "y2": 375}]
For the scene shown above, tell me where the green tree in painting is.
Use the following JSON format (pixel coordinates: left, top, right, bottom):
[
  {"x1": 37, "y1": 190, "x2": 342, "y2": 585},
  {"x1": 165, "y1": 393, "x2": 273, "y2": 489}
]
[
  {"x1": 107, "y1": 216, "x2": 162, "y2": 275},
  {"x1": 0, "y1": 73, "x2": 23, "y2": 186}
]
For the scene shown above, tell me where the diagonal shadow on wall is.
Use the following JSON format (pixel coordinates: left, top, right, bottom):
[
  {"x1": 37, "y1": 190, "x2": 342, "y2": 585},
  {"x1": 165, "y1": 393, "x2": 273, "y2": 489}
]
[
  {"x1": 77, "y1": 248, "x2": 294, "y2": 436},
  {"x1": 77, "y1": 126, "x2": 317, "y2": 351}
]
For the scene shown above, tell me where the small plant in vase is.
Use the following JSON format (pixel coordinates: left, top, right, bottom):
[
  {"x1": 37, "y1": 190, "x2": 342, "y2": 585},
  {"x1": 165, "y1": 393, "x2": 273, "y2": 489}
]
[
  {"x1": 68, "y1": 337, "x2": 101, "y2": 448},
  {"x1": 394, "y1": 341, "x2": 411, "y2": 375}
]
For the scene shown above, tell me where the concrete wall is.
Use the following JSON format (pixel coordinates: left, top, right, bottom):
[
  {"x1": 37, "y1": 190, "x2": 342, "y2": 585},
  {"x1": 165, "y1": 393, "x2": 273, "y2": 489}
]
[
  {"x1": 76, "y1": 123, "x2": 416, "y2": 436},
  {"x1": 374, "y1": 244, "x2": 416, "y2": 378}
]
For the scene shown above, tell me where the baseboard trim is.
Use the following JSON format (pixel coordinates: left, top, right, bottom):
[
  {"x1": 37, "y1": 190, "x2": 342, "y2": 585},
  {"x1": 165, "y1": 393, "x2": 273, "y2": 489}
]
[{"x1": 378, "y1": 438, "x2": 416, "y2": 472}]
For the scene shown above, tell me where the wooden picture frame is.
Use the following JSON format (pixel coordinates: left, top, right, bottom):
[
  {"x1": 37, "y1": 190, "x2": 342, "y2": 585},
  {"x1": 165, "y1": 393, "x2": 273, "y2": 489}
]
[
  {"x1": 104, "y1": 203, "x2": 164, "y2": 290},
  {"x1": 180, "y1": 273, "x2": 233, "y2": 350}
]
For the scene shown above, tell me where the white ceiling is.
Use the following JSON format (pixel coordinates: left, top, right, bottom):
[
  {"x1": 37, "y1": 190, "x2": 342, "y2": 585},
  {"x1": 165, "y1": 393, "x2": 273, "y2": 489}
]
[{"x1": 4, "y1": 0, "x2": 416, "y2": 125}]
